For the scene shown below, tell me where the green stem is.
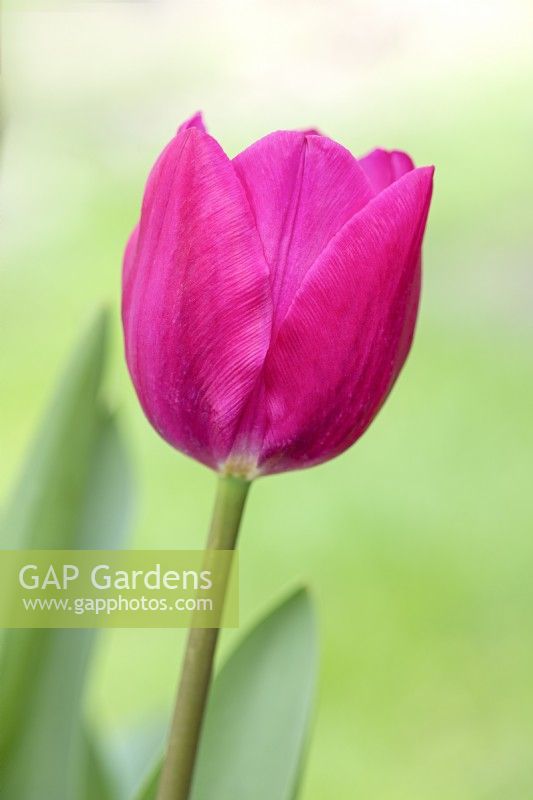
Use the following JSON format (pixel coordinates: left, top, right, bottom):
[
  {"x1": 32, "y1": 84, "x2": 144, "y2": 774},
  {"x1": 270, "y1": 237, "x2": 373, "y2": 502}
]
[{"x1": 156, "y1": 474, "x2": 250, "y2": 800}]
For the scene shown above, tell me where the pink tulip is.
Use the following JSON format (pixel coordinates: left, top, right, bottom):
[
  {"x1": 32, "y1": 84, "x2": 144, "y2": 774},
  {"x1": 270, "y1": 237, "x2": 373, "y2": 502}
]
[{"x1": 123, "y1": 113, "x2": 434, "y2": 477}]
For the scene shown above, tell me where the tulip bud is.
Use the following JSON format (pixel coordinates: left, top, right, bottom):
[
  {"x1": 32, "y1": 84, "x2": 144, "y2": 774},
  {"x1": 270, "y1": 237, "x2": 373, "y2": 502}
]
[{"x1": 122, "y1": 113, "x2": 434, "y2": 478}]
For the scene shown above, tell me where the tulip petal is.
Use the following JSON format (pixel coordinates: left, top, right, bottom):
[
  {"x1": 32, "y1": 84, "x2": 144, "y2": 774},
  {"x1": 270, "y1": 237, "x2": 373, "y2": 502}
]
[
  {"x1": 121, "y1": 223, "x2": 139, "y2": 333},
  {"x1": 124, "y1": 128, "x2": 271, "y2": 468},
  {"x1": 259, "y1": 166, "x2": 434, "y2": 473},
  {"x1": 358, "y1": 148, "x2": 415, "y2": 194},
  {"x1": 178, "y1": 111, "x2": 207, "y2": 133},
  {"x1": 233, "y1": 131, "x2": 373, "y2": 334}
]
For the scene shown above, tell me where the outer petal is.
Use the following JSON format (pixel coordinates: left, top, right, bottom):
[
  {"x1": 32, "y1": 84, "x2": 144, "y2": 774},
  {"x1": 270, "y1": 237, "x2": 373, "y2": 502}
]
[
  {"x1": 358, "y1": 148, "x2": 415, "y2": 194},
  {"x1": 258, "y1": 166, "x2": 434, "y2": 474},
  {"x1": 233, "y1": 131, "x2": 373, "y2": 334},
  {"x1": 123, "y1": 127, "x2": 271, "y2": 469},
  {"x1": 122, "y1": 223, "x2": 139, "y2": 333}
]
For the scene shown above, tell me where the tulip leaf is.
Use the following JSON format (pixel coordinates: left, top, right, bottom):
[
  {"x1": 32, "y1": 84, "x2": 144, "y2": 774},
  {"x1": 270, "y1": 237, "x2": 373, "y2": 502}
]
[
  {"x1": 81, "y1": 727, "x2": 118, "y2": 800},
  {"x1": 106, "y1": 716, "x2": 166, "y2": 800},
  {"x1": 0, "y1": 311, "x2": 133, "y2": 800},
  {"x1": 191, "y1": 587, "x2": 317, "y2": 800},
  {"x1": 133, "y1": 761, "x2": 161, "y2": 800},
  {"x1": 1, "y1": 309, "x2": 107, "y2": 550},
  {"x1": 134, "y1": 588, "x2": 317, "y2": 800}
]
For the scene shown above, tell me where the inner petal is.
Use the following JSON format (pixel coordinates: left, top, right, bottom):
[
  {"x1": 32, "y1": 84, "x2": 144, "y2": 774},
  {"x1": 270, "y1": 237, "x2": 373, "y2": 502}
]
[{"x1": 358, "y1": 148, "x2": 415, "y2": 193}]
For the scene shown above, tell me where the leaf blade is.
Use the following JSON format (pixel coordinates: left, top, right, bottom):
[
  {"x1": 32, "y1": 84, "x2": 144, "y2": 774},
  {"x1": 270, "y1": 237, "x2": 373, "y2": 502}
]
[
  {"x1": 0, "y1": 312, "x2": 133, "y2": 800},
  {"x1": 191, "y1": 587, "x2": 317, "y2": 800},
  {"x1": 134, "y1": 588, "x2": 318, "y2": 800}
]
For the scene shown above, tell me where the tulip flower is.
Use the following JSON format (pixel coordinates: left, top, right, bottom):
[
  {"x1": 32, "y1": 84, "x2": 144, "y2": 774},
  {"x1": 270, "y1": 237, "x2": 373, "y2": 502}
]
[
  {"x1": 123, "y1": 113, "x2": 433, "y2": 480},
  {"x1": 122, "y1": 112, "x2": 434, "y2": 800}
]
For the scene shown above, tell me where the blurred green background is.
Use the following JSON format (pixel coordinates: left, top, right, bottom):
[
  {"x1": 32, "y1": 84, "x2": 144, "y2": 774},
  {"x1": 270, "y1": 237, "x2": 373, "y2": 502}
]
[{"x1": 2, "y1": 1, "x2": 533, "y2": 797}]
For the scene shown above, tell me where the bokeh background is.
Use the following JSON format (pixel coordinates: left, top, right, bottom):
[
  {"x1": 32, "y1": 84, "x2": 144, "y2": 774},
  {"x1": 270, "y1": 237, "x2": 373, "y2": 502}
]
[{"x1": 2, "y1": 1, "x2": 533, "y2": 797}]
